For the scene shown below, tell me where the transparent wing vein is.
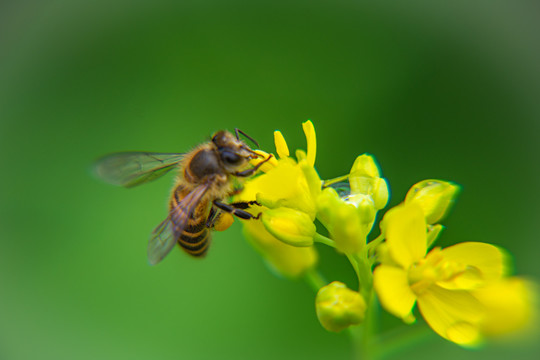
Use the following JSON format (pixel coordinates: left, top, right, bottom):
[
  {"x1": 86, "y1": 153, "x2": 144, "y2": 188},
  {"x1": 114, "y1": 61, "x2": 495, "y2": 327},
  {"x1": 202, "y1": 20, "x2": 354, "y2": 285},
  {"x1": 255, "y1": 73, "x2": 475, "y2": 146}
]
[{"x1": 94, "y1": 152, "x2": 184, "y2": 188}]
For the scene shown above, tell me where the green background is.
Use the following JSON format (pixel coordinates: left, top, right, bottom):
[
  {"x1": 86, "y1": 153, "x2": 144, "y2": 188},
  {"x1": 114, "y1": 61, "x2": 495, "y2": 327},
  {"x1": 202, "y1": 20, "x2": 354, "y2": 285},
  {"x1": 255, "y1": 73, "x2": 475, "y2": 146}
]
[{"x1": 1, "y1": 1, "x2": 539, "y2": 359}]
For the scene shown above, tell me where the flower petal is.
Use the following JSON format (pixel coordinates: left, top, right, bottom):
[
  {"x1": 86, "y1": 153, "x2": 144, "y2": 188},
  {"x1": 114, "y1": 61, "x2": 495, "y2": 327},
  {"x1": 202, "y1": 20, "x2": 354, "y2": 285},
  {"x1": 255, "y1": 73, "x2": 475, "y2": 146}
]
[
  {"x1": 302, "y1": 120, "x2": 316, "y2": 166},
  {"x1": 299, "y1": 160, "x2": 322, "y2": 200},
  {"x1": 473, "y1": 277, "x2": 538, "y2": 338},
  {"x1": 438, "y1": 242, "x2": 510, "y2": 290},
  {"x1": 273, "y1": 131, "x2": 290, "y2": 158},
  {"x1": 382, "y1": 204, "x2": 427, "y2": 268},
  {"x1": 417, "y1": 285, "x2": 483, "y2": 346},
  {"x1": 242, "y1": 218, "x2": 318, "y2": 278},
  {"x1": 249, "y1": 149, "x2": 278, "y2": 173},
  {"x1": 240, "y1": 159, "x2": 316, "y2": 216},
  {"x1": 373, "y1": 265, "x2": 417, "y2": 322}
]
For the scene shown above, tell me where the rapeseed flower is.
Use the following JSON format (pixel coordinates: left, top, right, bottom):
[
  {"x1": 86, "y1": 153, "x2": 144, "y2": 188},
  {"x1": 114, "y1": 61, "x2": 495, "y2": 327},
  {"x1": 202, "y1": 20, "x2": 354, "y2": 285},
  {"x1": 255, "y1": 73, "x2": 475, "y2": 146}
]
[
  {"x1": 235, "y1": 121, "x2": 535, "y2": 352},
  {"x1": 373, "y1": 203, "x2": 509, "y2": 346}
]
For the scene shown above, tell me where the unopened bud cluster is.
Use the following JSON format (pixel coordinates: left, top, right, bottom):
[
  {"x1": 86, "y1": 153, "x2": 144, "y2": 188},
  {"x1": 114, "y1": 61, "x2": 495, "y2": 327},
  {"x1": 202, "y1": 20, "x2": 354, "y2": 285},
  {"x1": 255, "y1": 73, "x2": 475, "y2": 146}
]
[
  {"x1": 315, "y1": 281, "x2": 366, "y2": 332},
  {"x1": 317, "y1": 154, "x2": 389, "y2": 254}
]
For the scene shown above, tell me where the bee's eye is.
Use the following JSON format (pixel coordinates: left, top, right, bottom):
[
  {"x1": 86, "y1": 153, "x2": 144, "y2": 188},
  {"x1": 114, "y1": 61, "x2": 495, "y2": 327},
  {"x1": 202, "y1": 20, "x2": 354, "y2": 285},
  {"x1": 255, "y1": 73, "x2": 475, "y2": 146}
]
[{"x1": 221, "y1": 151, "x2": 241, "y2": 165}]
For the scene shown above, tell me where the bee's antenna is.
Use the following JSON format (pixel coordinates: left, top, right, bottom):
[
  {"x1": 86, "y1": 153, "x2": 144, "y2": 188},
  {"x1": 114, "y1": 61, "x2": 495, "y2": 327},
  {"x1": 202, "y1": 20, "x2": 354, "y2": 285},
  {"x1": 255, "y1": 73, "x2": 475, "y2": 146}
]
[
  {"x1": 241, "y1": 146, "x2": 264, "y2": 158},
  {"x1": 235, "y1": 128, "x2": 259, "y2": 149}
]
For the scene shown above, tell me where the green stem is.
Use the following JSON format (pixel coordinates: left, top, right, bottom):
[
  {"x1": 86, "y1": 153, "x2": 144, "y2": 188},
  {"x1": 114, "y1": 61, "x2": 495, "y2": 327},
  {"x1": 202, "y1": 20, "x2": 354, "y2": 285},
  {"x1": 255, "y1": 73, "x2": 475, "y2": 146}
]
[
  {"x1": 366, "y1": 233, "x2": 385, "y2": 252},
  {"x1": 352, "y1": 250, "x2": 373, "y2": 299},
  {"x1": 313, "y1": 232, "x2": 336, "y2": 248},
  {"x1": 343, "y1": 247, "x2": 378, "y2": 359},
  {"x1": 304, "y1": 268, "x2": 327, "y2": 292},
  {"x1": 348, "y1": 287, "x2": 378, "y2": 360},
  {"x1": 346, "y1": 254, "x2": 362, "y2": 286}
]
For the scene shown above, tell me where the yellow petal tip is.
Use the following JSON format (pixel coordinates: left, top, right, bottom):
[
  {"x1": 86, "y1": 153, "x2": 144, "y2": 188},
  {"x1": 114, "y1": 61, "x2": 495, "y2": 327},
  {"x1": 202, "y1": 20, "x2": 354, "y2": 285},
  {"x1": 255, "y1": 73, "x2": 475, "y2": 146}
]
[
  {"x1": 302, "y1": 120, "x2": 316, "y2": 166},
  {"x1": 273, "y1": 131, "x2": 290, "y2": 158}
]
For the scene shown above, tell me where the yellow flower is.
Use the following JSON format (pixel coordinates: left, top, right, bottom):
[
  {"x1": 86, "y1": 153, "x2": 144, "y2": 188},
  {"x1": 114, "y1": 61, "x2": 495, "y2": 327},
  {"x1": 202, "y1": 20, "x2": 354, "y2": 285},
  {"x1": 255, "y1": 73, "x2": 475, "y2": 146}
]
[
  {"x1": 374, "y1": 203, "x2": 509, "y2": 346},
  {"x1": 241, "y1": 121, "x2": 320, "y2": 217},
  {"x1": 316, "y1": 281, "x2": 367, "y2": 332},
  {"x1": 236, "y1": 120, "x2": 320, "y2": 278}
]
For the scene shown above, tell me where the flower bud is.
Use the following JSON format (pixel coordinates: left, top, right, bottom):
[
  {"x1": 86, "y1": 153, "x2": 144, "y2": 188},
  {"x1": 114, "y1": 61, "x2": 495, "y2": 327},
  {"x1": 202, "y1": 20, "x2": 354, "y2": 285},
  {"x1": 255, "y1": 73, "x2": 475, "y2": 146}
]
[
  {"x1": 317, "y1": 188, "x2": 366, "y2": 254},
  {"x1": 405, "y1": 180, "x2": 460, "y2": 224},
  {"x1": 332, "y1": 203, "x2": 365, "y2": 254},
  {"x1": 372, "y1": 177, "x2": 389, "y2": 210},
  {"x1": 261, "y1": 207, "x2": 315, "y2": 247},
  {"x1": 348, "y1": 154, "x2": 389, "y2": 210},
  {"x1": 316, "y1": 187, "x2": 342, "y2": 226},
  {"x1": 346, "y1": 194, "x2": 376, "y2": 224},
  {"x1": 316, "y1": 281, "x2": 366, "y2": 332},
  {"x1": 350, "y1": 154, "x2": 381, "y2": 179}
]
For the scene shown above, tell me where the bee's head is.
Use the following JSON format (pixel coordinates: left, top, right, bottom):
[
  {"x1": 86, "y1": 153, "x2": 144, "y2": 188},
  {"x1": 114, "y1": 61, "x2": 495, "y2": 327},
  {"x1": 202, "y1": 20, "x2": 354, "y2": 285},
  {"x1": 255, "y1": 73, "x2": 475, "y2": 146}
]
[
  {"x1": 211, "y1": 130, "x2": 231, "y2": 149},
  {"x1": 212, "y1": 130, "x2": 260, "y2": 170}
]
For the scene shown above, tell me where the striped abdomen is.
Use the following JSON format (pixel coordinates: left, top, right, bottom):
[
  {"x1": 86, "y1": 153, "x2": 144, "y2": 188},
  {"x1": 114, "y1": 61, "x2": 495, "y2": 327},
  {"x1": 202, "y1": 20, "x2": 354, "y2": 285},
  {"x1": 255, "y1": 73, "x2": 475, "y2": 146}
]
[{"x1": 170, "y1": 184, "x2": 211, "y2": 257}]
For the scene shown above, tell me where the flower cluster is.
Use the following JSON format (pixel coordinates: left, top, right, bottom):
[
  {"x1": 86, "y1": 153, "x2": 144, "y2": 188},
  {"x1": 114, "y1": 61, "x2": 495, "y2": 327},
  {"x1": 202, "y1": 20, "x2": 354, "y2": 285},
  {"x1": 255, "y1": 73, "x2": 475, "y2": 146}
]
[
  {"x1": 237, "y1": 121, "x2": 537, "y2": 352},
  {"x1": 235, "y1": 121, "x2": 320, "y2": 278}
]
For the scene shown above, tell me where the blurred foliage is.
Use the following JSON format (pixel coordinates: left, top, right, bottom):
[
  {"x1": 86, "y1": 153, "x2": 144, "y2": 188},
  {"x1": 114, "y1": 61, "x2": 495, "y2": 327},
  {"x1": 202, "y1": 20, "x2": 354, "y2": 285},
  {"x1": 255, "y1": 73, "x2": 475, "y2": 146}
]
[{"x1": 1, "y1": 1, "x2": 539, "y2": 359}]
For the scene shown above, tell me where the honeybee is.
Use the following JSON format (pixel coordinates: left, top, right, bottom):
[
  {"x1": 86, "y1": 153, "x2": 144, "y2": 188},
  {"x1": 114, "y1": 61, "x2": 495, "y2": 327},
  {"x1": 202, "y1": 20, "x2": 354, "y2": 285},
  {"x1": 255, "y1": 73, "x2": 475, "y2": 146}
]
[{"x1": 95, "y1": 129, "x2": 271, "y2": 265}]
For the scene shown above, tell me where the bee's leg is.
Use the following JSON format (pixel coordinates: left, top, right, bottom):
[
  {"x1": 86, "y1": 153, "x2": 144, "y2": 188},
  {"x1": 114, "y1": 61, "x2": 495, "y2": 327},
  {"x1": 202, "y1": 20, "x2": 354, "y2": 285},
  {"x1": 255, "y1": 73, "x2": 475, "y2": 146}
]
[
  {"x1": 213, "y1": 200, "x2": 262, "y2": 220},
  {"x1": 206, "y1": 201, "x2": 260, "y2": 228},
  {"x1": 206, "y1": 207, "x2": 220, "y2": 228},
  {"x1": 233, "y1": 154, "x2": 273, "y2": 177},
  {"x1": 229, "y1": 200, "x2": 260, "y2": 209}
]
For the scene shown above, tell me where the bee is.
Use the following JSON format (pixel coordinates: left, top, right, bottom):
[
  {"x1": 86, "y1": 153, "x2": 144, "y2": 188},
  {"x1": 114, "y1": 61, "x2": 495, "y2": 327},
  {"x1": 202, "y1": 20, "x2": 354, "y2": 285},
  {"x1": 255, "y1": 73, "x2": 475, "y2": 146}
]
[{"x1": 95, "y1": 129, "x2": 271, "y2": 265}]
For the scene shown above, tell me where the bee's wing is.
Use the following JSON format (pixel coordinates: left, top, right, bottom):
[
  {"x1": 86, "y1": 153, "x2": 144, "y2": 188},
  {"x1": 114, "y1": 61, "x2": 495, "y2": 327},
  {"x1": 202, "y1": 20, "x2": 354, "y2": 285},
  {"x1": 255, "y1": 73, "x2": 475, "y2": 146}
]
[
  {"x1": 147, "y1": 183, "x2": 210, "y2": 265},
  {"x1": 147, "y1": 218, "x2": 176, "y2": 266},
  {"x1": 94, "y1": 152, "x2": 184, "y2": 188}
]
